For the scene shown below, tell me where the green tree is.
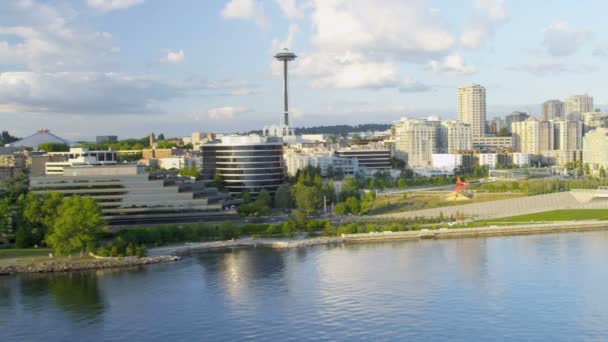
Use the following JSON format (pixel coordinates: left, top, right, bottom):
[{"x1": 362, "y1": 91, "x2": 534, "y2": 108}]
[
  {"x1": 359, "y1": 192, "x2": 376, "y2": 215},
  {"x1": 334, "y1": 202, "x2": 348, "y2": 215},
  {"x1": 46, "y1": 196, "x2": 105, "y2": 256},
  {"x1": 256, "y1": 189, "x2": 272, "y2": 207},
  {"x1": 345, "y1": 197, "x2": 360, "y2": 215},
  {"x1": 213, "y1": 171, "x2": 223, "y2": 189},
  {"x1": 38, "y1": 143, "x2": 70, "y2": 152},
  {"x1": 600, "y1": 166, "x2": 606, "y2": 178},
  {"x1": 496, "y1": 127, "x2": 511, "y2": 137},
  {"x1": 41, "y1": 192, "x2": 64, "y2": 233},
  {"x1": 0, "y1": 198, "x2": 11, "y2": 241},
  {"x1": 274, "y1": 184, "x2": 291, "y2": 209},
  {"x1": 339, "y1": 177, "x2": 359, "y2": 201},
  {"x1": 15, "y1": 226, "x2": 32, "y2": 248},
  {"x1": 584, "y1": 163, "x2": 591, "y2": 176},
  {"x1": 292, "y1": 209, "x2": 307, "y2": 228},
  {"x1": 241, "y1": 191, "x2": 252, "y2": 204},
  {"x1": 294, "y1": 185, "x2": 321, "y2": 214}
]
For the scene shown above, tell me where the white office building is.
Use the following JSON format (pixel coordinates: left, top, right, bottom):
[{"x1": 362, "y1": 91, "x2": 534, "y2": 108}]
[{"x1": 392, "y1": 118, "x2": 437, "y2": 167}]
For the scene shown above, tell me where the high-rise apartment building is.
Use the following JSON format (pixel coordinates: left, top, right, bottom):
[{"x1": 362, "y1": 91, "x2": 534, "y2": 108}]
[
  {"x1": 539, "y1": 120, "x2": 555, "y2": 151},
  {"x1": 542, "y1": 100, "x2": 565, "y2": 121},
  {"x1": 511, "y1": 118, "x2": 540, "y2": 154},
  {"x1": 566, "y1": 94, "x2": 593, "y2": 115},
  {"x1": 458, "y1": 84, "x2": 486, "y2": 138},
  {"x1": 554, "y1": 120, "x2": 583, "y2": 151},
  {"x1": 392, "y1": 118, "x2": 437, "y2": 167},
  {"x1": 505, "y1": 111, "x2": 530, "y2": 133}
]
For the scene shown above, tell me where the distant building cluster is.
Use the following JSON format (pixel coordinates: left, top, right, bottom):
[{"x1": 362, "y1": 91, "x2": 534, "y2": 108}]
[{"x1": 3, "y1": 49, "x2": 608, "y2": 225}]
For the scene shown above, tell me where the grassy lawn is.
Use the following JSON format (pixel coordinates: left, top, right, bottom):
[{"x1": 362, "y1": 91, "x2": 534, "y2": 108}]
[
  {"x1": 480, "y1": 210, "x2": 608, "y2": 223},
  {"x1": 0, "y1": 248, "x2": 53, "y2": 260},
  {"x1": 368, "y1": 192, "x2": 525, "y2": 215}
]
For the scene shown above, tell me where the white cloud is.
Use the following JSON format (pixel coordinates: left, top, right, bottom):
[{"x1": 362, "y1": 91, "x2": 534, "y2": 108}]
[
  {"x1": 0, "y1": 72, "x2": 259, "y2": 115},
  {"x1": 399, "y1": 79, "x2": 432, "y2": 93},
  {"x1": 593, "y1": 46, "x2": 608, "y2": 58},
  {"x1": 275, "y1": 0, "x2": 304, "y2": 19},
  {"x1": 271, "y1": 24, "x2": 299, "y2": 52},
  {"x1": 269, "y1": 0, "x2": 449, "y2": 91},
  {"x1": 309, "y1": 0, "x2": 453, "y2": 62},
  {"x1": 0, "y1": 72, "x2": 182, "y2": 114},
  {"x1": 543, "y1": 22, "x2": 593, "y2": 57},
  {"x1": 287, "y1": 52, "x2": 397, "y2": 89},
  {"x1": 161, "y1": 50, "x2": 185, "y2": 64},
  {"x1": 221, "y1": 0, "x2": 268, "y2": 29},
  {"x1": 429, "y1": 54, "x2": 478, "y2": 76},
  {"x1": 207, "y1": 106, "x2": 248, "y2": 120},
  {"x1": 87, "y1": 0, "x2": 145, "y2": 12},
  {"x1": 460, "y1": 0, "x2": 508, "y2": 49},
  {"x1": 0, "y1": 2, "x2": 116, "y2": 72},
  {"x1": 507, "y1": 63, "x2": 598, "y2": 77}
]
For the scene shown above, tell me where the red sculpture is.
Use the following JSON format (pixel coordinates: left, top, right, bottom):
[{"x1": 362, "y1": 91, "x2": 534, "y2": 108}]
[{"x1": 455, "y1": 176, "x2": 469, "y2": 193}]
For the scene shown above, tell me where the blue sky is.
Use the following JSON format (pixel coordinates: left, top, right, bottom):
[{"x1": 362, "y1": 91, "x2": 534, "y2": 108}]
[{"x1": 1, "y1": 0, "x2": 607, "y2": 140}]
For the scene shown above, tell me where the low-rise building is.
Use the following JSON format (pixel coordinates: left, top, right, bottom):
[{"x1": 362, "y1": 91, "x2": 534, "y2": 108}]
[
  {"x1": 45, "y1": 147, "x2": 117, "y2": 175},
  {"x1": 431, "y1": 153, "x2": 477, "y2": 173},
  {"x1": 472, "y1": 136, "x2": 513, "y2": 151},
  {"x1": 29, "y1": 164, "x2": 232, "y2": 226},
  {"x1": 158, "y1": 156, "x2": 202, "y2": 171},
  {"x1": 541, "y1": 149, "x2": 582, "y2": 167},
  {"x1": 335, "y1": 147, "x2": 391, "y2": 171},
  {"x1": 478, "y1": 153, "x2": 511, "y2": 170},
  {"x1": 512, "y1": 153, "x2": 532, "y2": 167},
  {"x1": 142, "y1": 148, "x2": 185, "y2": 160},
  {"x1": 284, "y1": 151, "x2": 359, "y2": 177}
]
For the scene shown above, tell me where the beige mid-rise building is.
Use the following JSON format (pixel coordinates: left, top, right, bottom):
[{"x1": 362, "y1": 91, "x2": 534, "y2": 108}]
[
  {"x1": 511, "y1": 118, "x2": 540, "y2": 154},
  {"x1": 539, "y1": 120, "x2": 555, "y2": 151},
  {"x1": 458, "y1": 84, "x2": 486, "y2": 139},
  {"x1": 566, "y1": 94, "x2": 593, "y2": 115},
  {"x1": 392, "y1": 118, "x2": 437, "y2": 167},
  {"x1": 440, "y1": 120, "x2": 473, "y2": 153},
  {"x1": 583, "y1": 127, "x2": 608, "y2": 176},
  {"x1": 554, "y1": 120, "x2": 583, "y2": 151},
  {"x1": 542, "y1": 100, "x2": 565, "y2": 121}
]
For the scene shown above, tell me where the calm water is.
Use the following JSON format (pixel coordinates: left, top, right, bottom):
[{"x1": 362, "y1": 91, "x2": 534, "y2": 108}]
[{"x1": 2, "y1": 231, "x2": 608, "y2": 341}]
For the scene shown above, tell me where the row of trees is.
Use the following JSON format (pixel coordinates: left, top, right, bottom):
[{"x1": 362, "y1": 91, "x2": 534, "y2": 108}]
[
  {"x1": 0, "y1": 176, "x2": 109, "y2": 256},
  {"x1": 0, "y1": 130, "x2": 19, "y2": 146},
  {"x1": 470, "y1": 177, "x2": 608, "y2": 195}
]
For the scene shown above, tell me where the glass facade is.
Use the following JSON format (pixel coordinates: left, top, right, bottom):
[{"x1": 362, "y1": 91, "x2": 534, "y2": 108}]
[{"x1": 202, "y1": 142, "x2": 286, "y2": 195}]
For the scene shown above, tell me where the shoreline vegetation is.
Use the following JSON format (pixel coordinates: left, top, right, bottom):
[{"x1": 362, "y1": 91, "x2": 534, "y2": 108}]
[{"x1": 4, "y1": 219, "x2": 608, "y2": 275}]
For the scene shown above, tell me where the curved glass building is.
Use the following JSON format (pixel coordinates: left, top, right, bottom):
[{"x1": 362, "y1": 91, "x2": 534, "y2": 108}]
[{"x1": 202, "y1": 136, "x2": 286, "y2": 195}]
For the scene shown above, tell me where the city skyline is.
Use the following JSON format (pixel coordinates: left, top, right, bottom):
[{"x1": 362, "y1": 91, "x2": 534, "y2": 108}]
[{"x1": 2, "y1": 0, "x2": 608, "y2": 140}]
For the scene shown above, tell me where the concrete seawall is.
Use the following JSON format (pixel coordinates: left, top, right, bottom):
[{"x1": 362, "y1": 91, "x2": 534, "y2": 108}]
[
  {"x1": 149, "y1": 220, "x2": 608, "y2": 256},
  {"x1": 0, "y1": 255, "x2": 181, "y2": 275}
]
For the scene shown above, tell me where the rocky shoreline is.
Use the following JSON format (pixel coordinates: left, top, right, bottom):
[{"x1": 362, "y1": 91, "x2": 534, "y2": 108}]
[{"x1": 0, "y1": 255, "x2": 181, "y2": 275}]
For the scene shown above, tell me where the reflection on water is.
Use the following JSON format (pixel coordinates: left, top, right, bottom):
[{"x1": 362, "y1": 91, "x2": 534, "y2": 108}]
[
  {"x1": 19, "y1": 272, "x2": 104, "y2": 320},
  {"x1": 2, "y1": 231, "x2": 608, "y2": 341}
]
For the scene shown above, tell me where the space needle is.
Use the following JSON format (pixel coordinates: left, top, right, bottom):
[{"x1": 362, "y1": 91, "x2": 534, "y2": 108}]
[{"x1": 274, "y1": 48, "x2": 297, "y2": 127}]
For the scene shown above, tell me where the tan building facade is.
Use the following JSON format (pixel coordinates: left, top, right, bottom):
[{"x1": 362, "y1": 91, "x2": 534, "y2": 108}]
[{"x1": 458, "y1": 84, "x2": 486, "y2": 138}]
